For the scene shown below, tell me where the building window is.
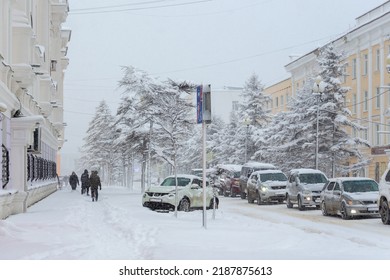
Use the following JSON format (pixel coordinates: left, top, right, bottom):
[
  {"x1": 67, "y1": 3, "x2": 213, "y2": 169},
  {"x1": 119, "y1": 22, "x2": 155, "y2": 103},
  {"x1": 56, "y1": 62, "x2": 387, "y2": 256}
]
[
  {"x1": 376, "y1": 87, "x2": 381, "y2": 109},
  {"x1": 364, "y1": 128, "x2": 368, "y2": 141},
  {"x1": 363, "y1": 54, "x2": 368, "y2": 76},
  {"x1": 232, "y1": 101, "x2": 239, "y2": 112},
  {"x1": 352, "y1": 93, "x2": 357, "y2": 114},
  {"x1": 2, "y1": 145, "x2": 9, "y2": 189},
  {"x1": 275, "y1": 97, "x2": 279, "y2": 108},
  {"x1": 364, "y1": 91, "x2": 368, "y2": 111},
  {"x1": 376, "y1": 124, "x2": 381, "y2": 146},
  {"x1": 376, "y1": 49, "x2": 381, "y2": 71},
  {"x1": 281, "y1": 95, "x2": 284, "y2": 107},
  {"x1": 352, "y1": 58, "x2": 357, "y2": 79}
]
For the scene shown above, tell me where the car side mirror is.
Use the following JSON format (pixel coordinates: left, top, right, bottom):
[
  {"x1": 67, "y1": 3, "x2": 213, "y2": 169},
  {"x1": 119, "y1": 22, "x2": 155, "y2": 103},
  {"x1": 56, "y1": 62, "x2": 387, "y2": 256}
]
[
  {"x1": 191, "y1": 184, "x2": 200, "y2": 189},
  {"x1": 334, "y1": 190, "x2": 341, "y2": 196}
]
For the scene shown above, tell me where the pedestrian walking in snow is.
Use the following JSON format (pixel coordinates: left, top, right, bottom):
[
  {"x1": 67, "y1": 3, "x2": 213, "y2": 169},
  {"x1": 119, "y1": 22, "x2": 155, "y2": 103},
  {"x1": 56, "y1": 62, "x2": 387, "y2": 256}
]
[
  {"x1": 80, "y1": 169, "x2": 91, "y2": 195},
  {"x1": 69, "y1": 172, "x2": 79, "y2": 191},
  {"x1": 90, "y1": 170, "x2": 101, "y2": 202}
]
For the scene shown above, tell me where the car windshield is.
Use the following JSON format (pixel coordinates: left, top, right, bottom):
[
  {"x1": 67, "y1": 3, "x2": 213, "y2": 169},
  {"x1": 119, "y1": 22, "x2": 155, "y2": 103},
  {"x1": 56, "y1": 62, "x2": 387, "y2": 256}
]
[
  {"x1": 342, "y1": 180, "x2": 379, "y2": 193},
  {"x1": 260, "y1": 173, "x2": 287, "y2": 182},
  {"x1": 233, "y1": 171, "x2": 241, "y2": 178},
  {"x1": 299, "y1": 173, "x2": 328, "y2": 184},
  {"x1": 160, "y1": 177, "x2": 191, "y2": 187}
]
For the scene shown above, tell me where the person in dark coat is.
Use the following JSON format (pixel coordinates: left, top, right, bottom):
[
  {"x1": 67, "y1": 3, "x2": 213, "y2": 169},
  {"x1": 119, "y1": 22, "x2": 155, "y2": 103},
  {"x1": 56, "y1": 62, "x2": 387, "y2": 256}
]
[
  {"x1": 80, "y1": 169, "x2": 91, "y2": 195},
  {"x1": 69, "y1": 172, "x2": 79, "y2": 191},
  {"x1": 90, "y1": 170, "x2": 102, "y2": 202}
]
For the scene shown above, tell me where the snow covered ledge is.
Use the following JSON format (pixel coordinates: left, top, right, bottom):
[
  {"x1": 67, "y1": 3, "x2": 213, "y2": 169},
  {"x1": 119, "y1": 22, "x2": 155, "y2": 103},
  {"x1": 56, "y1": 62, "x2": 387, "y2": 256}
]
[{"x1": 0, "y1": 190, "x2": 18, "y2": 219}]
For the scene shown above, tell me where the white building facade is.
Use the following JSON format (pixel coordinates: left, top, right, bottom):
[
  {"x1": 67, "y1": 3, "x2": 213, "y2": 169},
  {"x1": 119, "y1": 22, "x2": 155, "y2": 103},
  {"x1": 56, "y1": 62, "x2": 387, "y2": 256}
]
[{"x1": 0, "y1": 0, "x2": 70, "y2": 219}]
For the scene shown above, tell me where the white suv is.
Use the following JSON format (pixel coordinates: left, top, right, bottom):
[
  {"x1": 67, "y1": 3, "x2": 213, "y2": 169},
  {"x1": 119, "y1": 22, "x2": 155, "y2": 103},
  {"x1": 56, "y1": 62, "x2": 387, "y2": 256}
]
[
  {"x1": 247, "y1": 170, "x2": 288, "y2": 204},
  {"x1": 142, "y1": 174, "x2": 218, "y2": 212},
  {"x1": 286, "y1": 168, "x2": 328, "y2": 210},
  {"x1": 379, "y1": 166, "x2": 390, "y2": 224}
]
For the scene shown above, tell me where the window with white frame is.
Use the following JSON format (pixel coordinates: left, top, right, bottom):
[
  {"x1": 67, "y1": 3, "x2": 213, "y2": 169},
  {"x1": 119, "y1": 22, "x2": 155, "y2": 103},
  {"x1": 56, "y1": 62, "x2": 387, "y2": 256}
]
[
  {"x1": 281, "y1": 95, "x2": 284, "y2": 107},
  {"x1": 364, "y1": 91, "x2": 368, "y2": 111},
  {"x1": 352, "y1": 93, "x2": 357, "y2": 114},
  {"x1": 232, "y1": 101, "x2": 239, "y2": 112},
  {"x1": 376, "y1": 49, "x2": 380, "y2": 71},
  {"x1": 363, "y1": 54, "x2": 368, "y2": 76},
  {"x1": 352, "y1": 58, "x2": 357, "y2": 79},
  {"x1": 376, "y1": 87, "x2": 381, "y2": 109},
  {"x1": 376, "y1": 124, "x2": 381, "y2": 146}
]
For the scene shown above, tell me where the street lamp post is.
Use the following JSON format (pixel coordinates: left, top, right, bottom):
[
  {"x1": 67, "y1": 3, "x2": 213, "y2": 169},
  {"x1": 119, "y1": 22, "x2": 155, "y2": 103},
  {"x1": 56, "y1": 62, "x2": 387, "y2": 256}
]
[{"x1": 312, "y1": 76, "x2": 325, "y2": 170}]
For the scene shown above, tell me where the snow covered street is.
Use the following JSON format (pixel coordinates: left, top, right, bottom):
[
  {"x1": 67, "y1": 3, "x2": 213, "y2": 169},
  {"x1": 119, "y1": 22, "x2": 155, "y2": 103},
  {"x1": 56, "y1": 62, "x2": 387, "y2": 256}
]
[{"x1": 1, "y1": 185, "x2": 390, "y2": 260}]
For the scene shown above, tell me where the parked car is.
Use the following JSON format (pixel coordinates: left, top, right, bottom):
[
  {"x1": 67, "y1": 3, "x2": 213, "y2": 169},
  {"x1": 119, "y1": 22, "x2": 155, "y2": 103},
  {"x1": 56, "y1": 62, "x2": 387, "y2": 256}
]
[
  {"x1": 239, "y1": 162, "x2": 277, "y2": 199},
  {"x1": 215, "y1": 164, "x2": 242, "y2": 197},
  {"x1": 247, "y1": 170, "x2": 288, "y2": 204},
  {"x1": 320, "y1": 177, "x2": 379, "y2": 219},
  {"x1": 379, "y1": 166, "x2": 390, "y2": 224},
  {"x1": 286, "y1": 168, "x2": 328, "y2": 210},
  {"x1": 142, "y1": 174, "x2": 219, "y2": 211}
]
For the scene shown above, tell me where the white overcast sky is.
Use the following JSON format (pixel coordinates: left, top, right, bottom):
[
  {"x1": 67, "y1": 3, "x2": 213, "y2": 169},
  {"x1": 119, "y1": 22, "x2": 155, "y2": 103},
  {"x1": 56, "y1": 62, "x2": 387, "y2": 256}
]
[{"x1": 61, "y1": 0, "x2": 386, "y2": 168}]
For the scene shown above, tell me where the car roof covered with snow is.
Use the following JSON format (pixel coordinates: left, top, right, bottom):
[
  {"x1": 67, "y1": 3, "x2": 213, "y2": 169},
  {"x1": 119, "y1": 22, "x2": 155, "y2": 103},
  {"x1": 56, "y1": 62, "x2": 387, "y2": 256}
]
[
  {"x1": 216, "y1": 164, "x2": 242, "y2": 172},
  {"x1": 289, "y1": 168, "x2": 326, "y2": 175},
  {"x1": 251, "y1": 169, "x2": 286, "y2": 175},
  {"x1": 329, "y1": 177, "x2": 376, "y2": 182},
  {"x1": 242, "y1": 162, "x2": 276, "y2": 169}
]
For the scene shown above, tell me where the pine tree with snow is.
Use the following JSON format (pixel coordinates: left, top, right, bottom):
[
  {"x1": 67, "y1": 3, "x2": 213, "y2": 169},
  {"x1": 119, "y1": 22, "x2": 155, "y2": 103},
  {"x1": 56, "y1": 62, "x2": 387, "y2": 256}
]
[
  {"x1": 81, "y1": 100, "x2": 118, "y2": 185},
  {"x1": 315, "y1": 44, "x2": 370, "y2": 176},
  {"x1": 239, "y1": 73, "x2": 271, "y2": 161}
]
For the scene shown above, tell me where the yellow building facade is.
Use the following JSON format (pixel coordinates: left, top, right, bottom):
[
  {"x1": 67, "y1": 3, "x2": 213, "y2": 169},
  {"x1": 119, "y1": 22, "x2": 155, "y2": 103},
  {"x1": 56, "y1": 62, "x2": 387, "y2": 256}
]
[{"x1": 265, "y1": 1, "x2": 390, "y2": 181}]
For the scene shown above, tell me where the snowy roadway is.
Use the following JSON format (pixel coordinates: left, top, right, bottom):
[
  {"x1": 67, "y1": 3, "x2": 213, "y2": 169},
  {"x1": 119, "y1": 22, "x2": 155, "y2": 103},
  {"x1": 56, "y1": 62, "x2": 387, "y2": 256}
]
[{"x1": 1, "y1": 185, "x2": 390, "y2": 260}]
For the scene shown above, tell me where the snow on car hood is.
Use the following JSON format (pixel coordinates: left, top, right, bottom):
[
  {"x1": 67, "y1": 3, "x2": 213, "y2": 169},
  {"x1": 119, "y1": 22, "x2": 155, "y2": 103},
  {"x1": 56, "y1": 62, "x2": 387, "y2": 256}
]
[{"x1": 345, "y1": 191, "x2": 379, "y2": 201}]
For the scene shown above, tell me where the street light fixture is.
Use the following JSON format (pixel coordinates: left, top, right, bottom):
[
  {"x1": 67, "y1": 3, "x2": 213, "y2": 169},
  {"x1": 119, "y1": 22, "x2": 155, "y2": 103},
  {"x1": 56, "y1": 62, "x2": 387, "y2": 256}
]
[{"x1": 312, "y1": 75, "x2": 326, "y2": 170}]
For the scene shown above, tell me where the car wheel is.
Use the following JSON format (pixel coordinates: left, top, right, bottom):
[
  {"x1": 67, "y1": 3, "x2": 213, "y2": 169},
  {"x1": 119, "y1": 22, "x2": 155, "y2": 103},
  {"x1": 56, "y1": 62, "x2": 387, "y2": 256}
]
[
  {"x1": 298, "y1": 195, "x2": 305, "y2": 211},
  {"x1": 257, "y1": 193, "x2": 263, "y2": 205},
  {"x1": 340, "y1": 203, "x2": 350, "y2": 220},
  {"x1": 178, "y1": 198, "x2": 190, "y2": 212},
  {"x1": 240, "y1": 191, "x2": 247, "y2": 199},
  {"x1": 380, "y1": 200, "x2": 390, "y2": 225},
  {"x1": 321, "y1": 201, "x2": 328, "y2": 216},
  {"x1": 223, "y1": 189, "x2": 228, "y2": 197},
  {"x1": 231, "y1": 191, "x2": 236, "y2": 198},
  {"x1": 286, "y1": 195, "x2": 293, "y2": 208}
]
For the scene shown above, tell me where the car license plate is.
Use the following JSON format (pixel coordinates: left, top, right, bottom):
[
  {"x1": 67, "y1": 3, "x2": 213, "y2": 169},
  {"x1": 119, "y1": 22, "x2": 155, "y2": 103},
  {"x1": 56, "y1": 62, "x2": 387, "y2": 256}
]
[
  {"x1": 150, "y1": 198, "x2": 162, "y2": 202},
  {"x1": 368, "y1": 207, "x2": 377, "y2": 212},
  {"x1": 276, "y1": 192, "x2": 284, "y2": 196}
]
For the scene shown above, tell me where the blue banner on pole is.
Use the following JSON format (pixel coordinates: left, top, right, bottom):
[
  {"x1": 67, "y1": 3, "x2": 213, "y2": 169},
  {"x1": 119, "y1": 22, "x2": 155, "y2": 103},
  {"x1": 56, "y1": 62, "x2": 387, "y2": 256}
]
[{"x1": 197, "y1": 85, "x2": 203, "y2": 124}]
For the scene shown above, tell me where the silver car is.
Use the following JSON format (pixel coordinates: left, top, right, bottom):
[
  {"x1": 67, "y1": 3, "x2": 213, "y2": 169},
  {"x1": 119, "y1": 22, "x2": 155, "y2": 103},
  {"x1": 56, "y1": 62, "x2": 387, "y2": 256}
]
[
  {"x1": 247, "y1": 170, "x2": 287, "y2": 204},
  {"x1": 320, "y1": 177, "x2": 379, "y2": 219}
]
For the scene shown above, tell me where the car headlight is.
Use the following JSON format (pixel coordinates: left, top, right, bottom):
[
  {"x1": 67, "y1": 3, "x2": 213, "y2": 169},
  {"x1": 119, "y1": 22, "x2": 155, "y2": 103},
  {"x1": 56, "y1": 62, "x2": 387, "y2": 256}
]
[
  {"x1": 303, "y1": 190, "x2": 312, "y2": 195},
  {"x1": 260, "y1": 186, "x2": 268, "y2": 192},
  {"x1": 346, "y1": 199, "x2": 363, "y2": 206}
]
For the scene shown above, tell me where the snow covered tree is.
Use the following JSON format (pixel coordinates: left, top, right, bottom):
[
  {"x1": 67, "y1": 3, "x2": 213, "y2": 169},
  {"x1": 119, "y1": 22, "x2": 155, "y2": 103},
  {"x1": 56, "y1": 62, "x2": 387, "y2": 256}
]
[
  {"x1": 239, "y1": 73, "x2": 271, "y2": 161},
  {"x1": 81, "y1": 100, "x2": 119, "y2": 185},
  {"x1": 117, "y1": 66, "x2": 196, "y2": 192},
  {"x1": 260, "y1": 44, "x2": 370, "y2": 177},
  {"x1": 315, "y1": 44, "x2": 370, "y2": 176}
]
